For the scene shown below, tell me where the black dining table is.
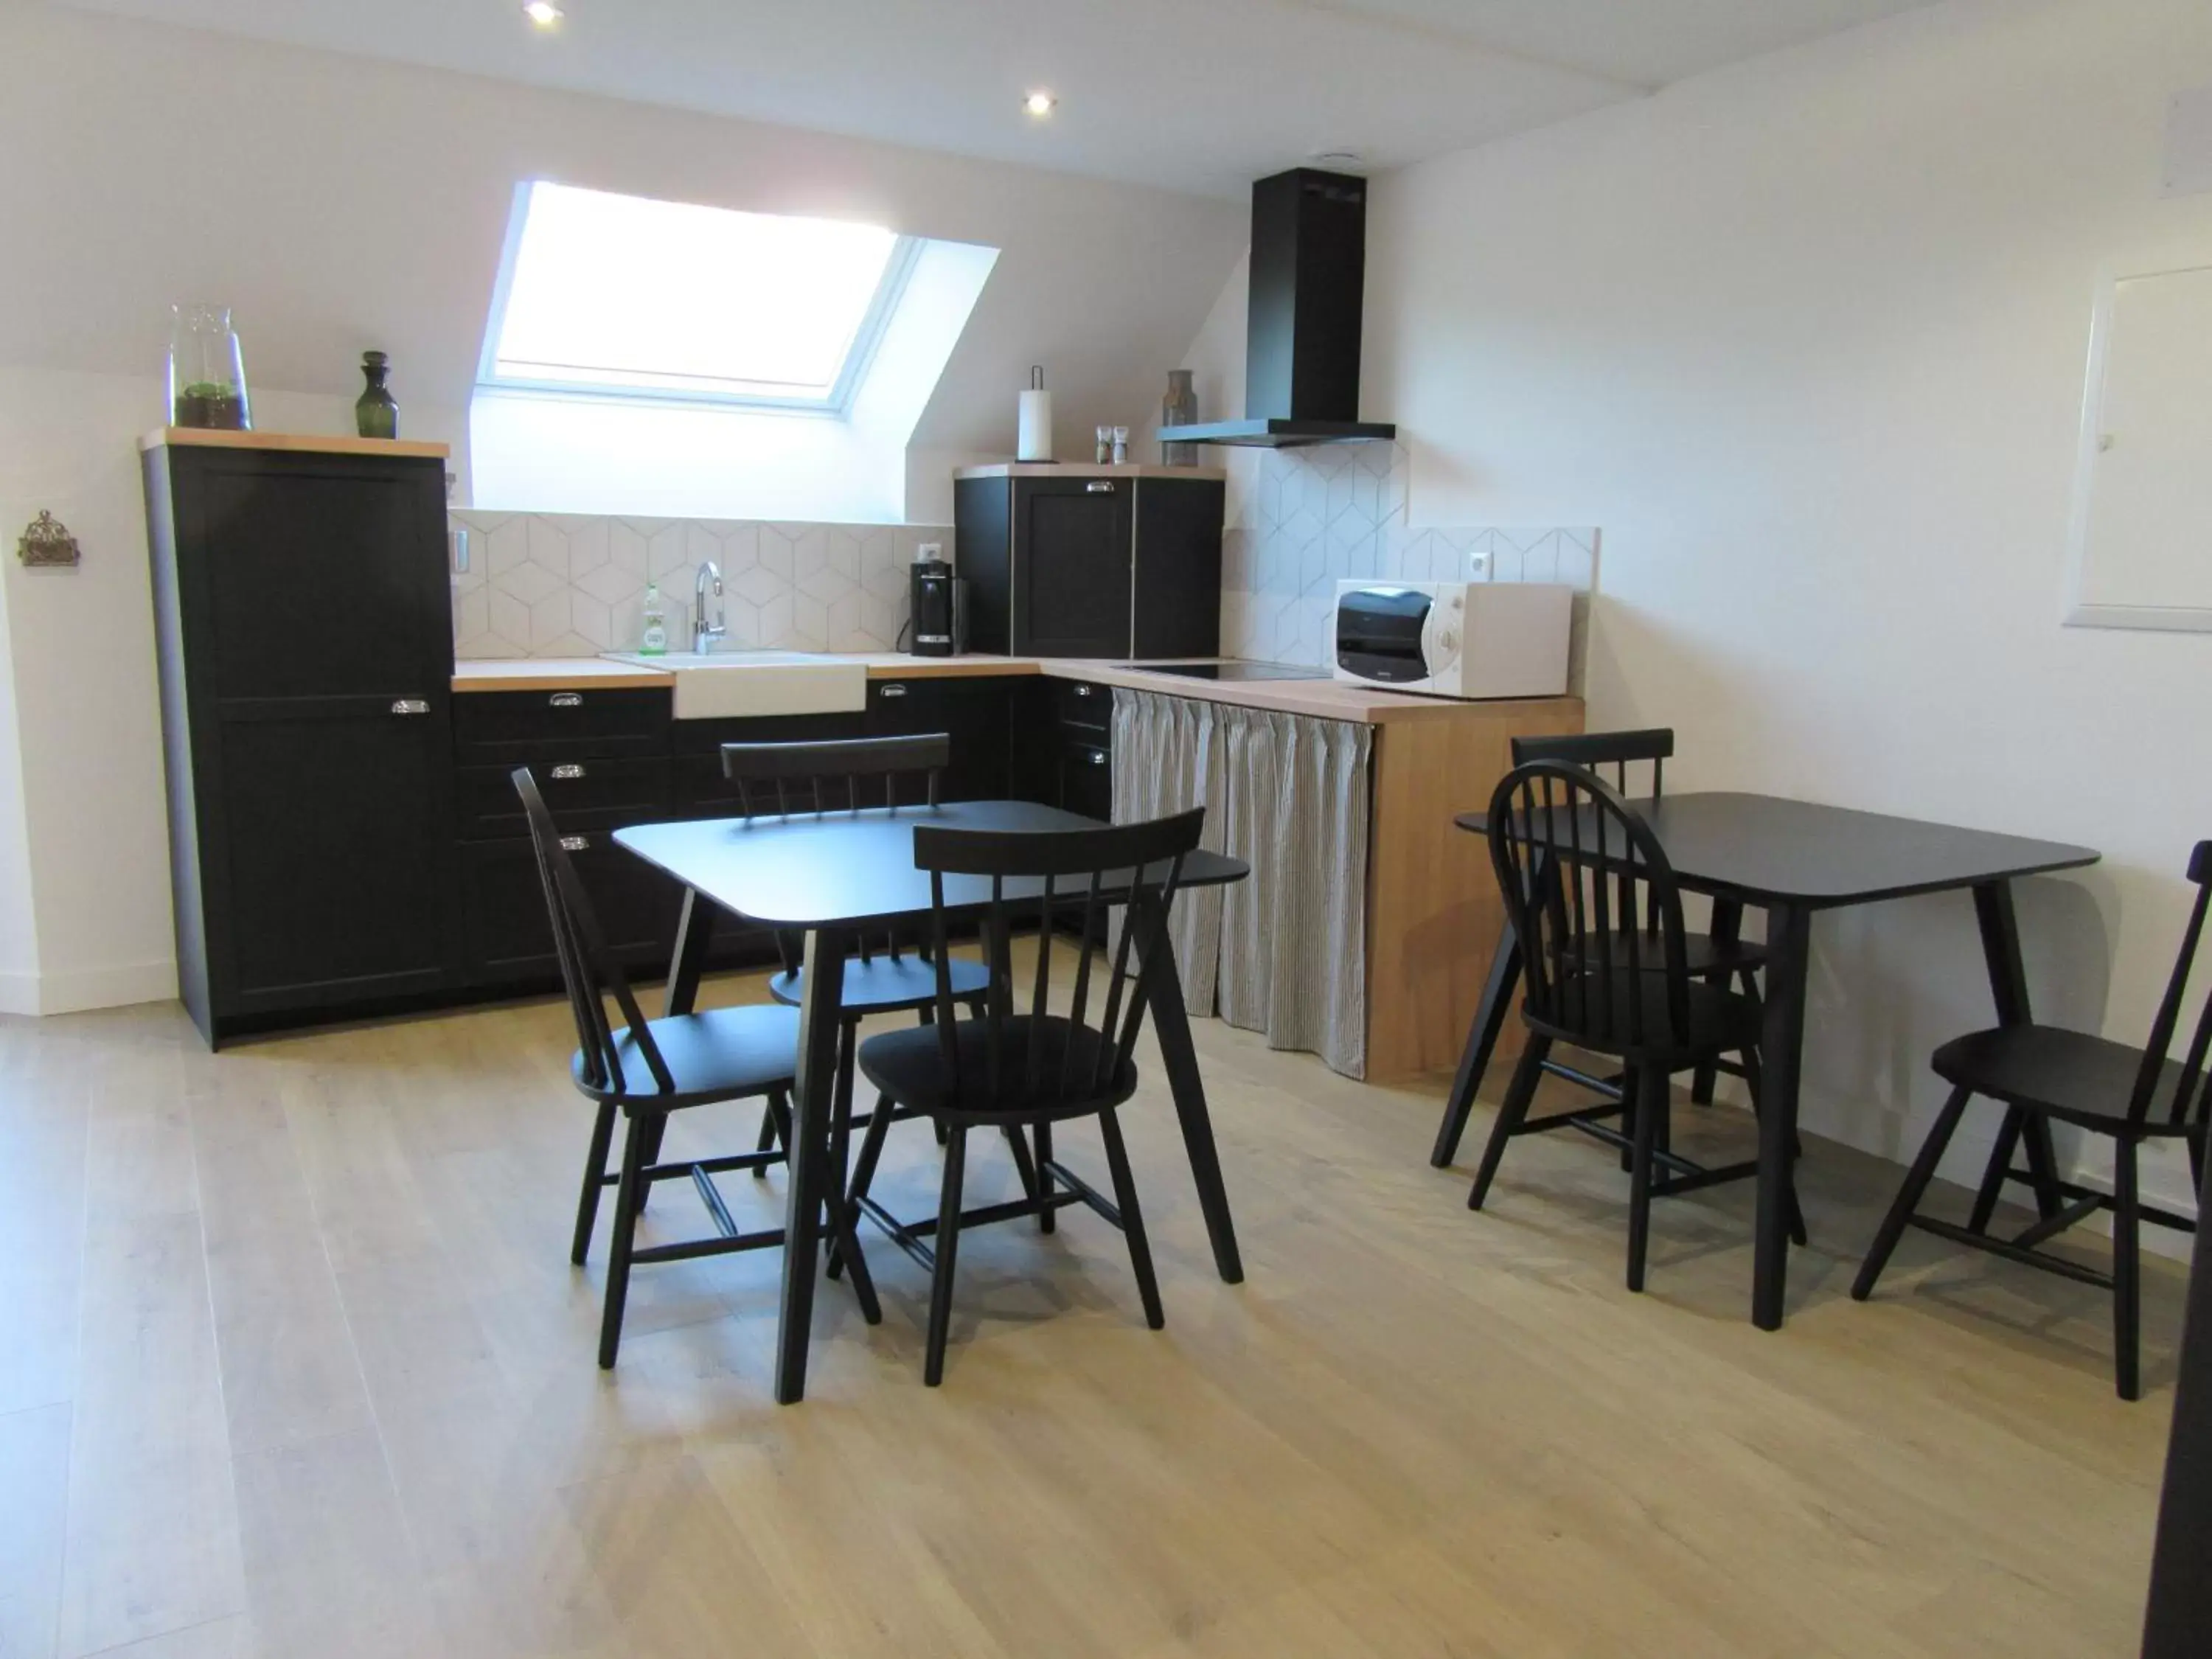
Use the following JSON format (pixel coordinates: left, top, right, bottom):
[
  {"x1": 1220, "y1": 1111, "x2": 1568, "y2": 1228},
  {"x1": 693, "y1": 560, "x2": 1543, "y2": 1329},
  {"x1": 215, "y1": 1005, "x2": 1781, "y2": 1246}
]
[
  {"x1": 616, "y1": 799, "x2": 1251, "y2": 1403},
  {"x1": 1430, "y1": 791, "x2": 2099, "y2": 1330}
]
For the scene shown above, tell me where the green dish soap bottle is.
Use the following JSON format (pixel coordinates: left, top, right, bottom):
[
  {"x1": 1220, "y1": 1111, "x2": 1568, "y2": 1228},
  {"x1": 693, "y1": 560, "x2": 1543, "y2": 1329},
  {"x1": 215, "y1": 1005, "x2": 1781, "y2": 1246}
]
[{"x1": 639, "y1": 582, "x2": 668, "y2": 655}]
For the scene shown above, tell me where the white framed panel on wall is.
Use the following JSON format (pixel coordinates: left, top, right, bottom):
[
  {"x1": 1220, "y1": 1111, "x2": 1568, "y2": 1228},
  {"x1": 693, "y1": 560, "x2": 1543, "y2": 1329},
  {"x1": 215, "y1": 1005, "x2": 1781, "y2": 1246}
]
[{"x1": 2065, "y1": 254, "x2": 2212, "y2": 632}]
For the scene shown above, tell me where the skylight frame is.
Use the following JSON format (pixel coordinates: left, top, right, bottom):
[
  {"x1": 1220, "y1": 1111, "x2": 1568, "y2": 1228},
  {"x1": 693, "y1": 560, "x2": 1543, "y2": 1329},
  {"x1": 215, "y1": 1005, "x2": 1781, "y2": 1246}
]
[{"x1": 476, "y1": 181, "x2": 923, "y2": 417}]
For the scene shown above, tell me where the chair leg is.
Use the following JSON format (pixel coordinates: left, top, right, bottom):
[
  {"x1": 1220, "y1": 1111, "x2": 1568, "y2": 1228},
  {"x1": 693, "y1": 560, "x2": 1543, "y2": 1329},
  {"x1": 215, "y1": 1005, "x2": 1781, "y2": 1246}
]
[
  {"x1": 1626, "y1": 1068, "x2": 1658, "y2": 1292},
  {"x1": 830, "y1": 1092, "x2": 899, "y2": 1283},
  {"x1": 1966, "y1": 1107, "x2": 2025, "y2": 1235},
  {"x1": 1851, "y1": 1084, "x2": 1974, "y2": 1302},
  {"x1": 2113, "y1": 1137, "x2": 2142, "y2": 1402},
  {"x1": 2189, "y1": 1124, "x2": 2207, "y2": 1201},
  {"x1": 1099, "y1": 1107, "x2": 1165, "y2": 1329},
  {"x1": 1034, "y1": 1120, "x2": 1057, "y2": 1233},
  {"x1": 1468, "y1": 1037, "x2": 1548, "y2": 1211},
  {"x1": 598, "y1": 1109, "x2": 651, "y2": 1369},
  {"x1": 751, "y1": 1100, "x2": 780, "y2": 1175},
  {"x1": 1002, "y1": 1124, "x2": 1043, "y2": 1214},
  {"x1": 571, "y1": 1100, "x2": 618, "y2": 1265},
  {"x1": 925, "y1": 1125, "x2": 968, "y2": 1387}
]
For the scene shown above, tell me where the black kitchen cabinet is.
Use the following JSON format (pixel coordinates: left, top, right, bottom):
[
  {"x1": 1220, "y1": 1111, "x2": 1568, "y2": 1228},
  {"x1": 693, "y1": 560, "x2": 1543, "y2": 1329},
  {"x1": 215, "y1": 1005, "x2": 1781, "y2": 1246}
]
[
  {"x1": 461, "y1": 834, "x2": 678, "y2": 984},
  {"x1": 955, "y1": 469, "x2": 1223, "y2": 659},
  {"x1": 145, "y1": 434, "x2": 461, "y2": 1044},
  {"x1": 866, "y1": 673, "x2": 1016, "y2": 801}
]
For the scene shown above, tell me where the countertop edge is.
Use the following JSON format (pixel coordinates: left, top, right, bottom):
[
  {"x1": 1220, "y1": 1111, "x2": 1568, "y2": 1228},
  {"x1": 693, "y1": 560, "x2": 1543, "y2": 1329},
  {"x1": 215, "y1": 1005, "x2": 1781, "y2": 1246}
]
[
  {"x1": 141, "y1": 428, "x2": 452, "y2": 459},
  {"x1": 451, "y1": 654, "x2": 1581, "y2": 724}
]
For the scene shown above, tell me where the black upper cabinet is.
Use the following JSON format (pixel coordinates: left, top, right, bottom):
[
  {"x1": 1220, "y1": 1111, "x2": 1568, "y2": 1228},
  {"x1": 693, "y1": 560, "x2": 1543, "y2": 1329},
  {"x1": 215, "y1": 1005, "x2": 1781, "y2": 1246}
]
[
  {"x1": 956, "y1": 471, "x2": 1223, "y2": 659},
  {"x1": 145, "y1": 438, "x2": 460, "y2": 1043}
]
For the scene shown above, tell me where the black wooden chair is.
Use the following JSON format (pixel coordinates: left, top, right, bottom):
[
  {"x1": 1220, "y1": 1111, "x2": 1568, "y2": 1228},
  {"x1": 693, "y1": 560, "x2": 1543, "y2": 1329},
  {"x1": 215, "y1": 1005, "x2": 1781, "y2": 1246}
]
[
  {"x1": 1512, "y1": 729, "x2": 1767, "y2": 1112},
  {"x1": 717, "y1": 735, "x2": 997, "y2": 1219},
  {"x1": 850, "y1": 807, "x2": 1207, "y2": 1384},
  {"x1": 1853, "y1": 841, "x2": 2212, "y2": 1399},
  {"x1": 1467, "y1": 760, "x2": 1801, "y2": 1290},
  {"x1": 514, "y1": 767, "x2": 880, "y2": 1367}
]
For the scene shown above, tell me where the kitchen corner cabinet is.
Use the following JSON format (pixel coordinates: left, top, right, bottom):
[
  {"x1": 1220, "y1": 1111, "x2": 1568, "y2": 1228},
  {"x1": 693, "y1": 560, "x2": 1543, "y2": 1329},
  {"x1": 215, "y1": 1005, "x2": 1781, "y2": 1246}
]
[
  {"x1": 143, "y1": 432, "x2": 461, "y2": 1045},
  {"x1": 954, "y1": 468, "x2": 1224, "y2": 659}
]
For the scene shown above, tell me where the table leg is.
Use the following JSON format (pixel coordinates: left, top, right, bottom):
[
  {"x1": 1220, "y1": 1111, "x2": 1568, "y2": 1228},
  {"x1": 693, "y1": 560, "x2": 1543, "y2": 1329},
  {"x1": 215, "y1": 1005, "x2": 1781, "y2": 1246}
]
[
  {"x1": 663, "y1": 887, "x2": 712, "y2": 1018},
  {"x1": 1430, "y1": 920, "x2": 1523, "y2": 1168},
  {"x1": 773, "y1": 925, "x2": 859, "y2": 1405},
  {"x1": 1135, "y1": 891, "x2": 1244, "y2": 1284},
  {"x1": 1971, "y1": 881, "x2": 2063, "y2": 1219},
  {"x1": 1753, "y1": 902, "x2": 1811, "y2": 1331},
  {"x1": 1691, "y1": 899, "x2": 1745, "y2": 1105}
]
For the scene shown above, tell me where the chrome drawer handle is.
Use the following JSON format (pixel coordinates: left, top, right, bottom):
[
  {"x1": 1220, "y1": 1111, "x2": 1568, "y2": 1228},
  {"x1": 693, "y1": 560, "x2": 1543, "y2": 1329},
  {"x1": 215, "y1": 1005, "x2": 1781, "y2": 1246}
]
[
  {"x1": 1086, "y1": 480, "x2": 1115, "y2": 493},
  {"x1": 559, "y1": 835, "x2": 590, "y2": 852},
  {"x1": 880, "y1": 684, "x2": 907, "y2": 699},
  {"x1": 1090, "y1": 751, "x2": 1108, "y2": 766},
  {"x1": 390, "y1": 698, "x2": 430, "y2": 715},
  {"x1": 549, "y1": 692, "x2": 582, "y2": 708},
  {"x1": 1072, "y1": 684, "x2": 1093, "y2": 698},
  {"x1": 550, "y1": 764, "x2": 585, "y2": 780}
]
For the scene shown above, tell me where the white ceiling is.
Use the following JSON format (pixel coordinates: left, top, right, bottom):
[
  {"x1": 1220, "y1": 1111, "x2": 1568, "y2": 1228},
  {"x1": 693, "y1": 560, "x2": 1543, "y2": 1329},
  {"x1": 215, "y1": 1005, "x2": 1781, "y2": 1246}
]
[{"x1": 60, "y1": 0, "x2": 1946, "y2": 197}]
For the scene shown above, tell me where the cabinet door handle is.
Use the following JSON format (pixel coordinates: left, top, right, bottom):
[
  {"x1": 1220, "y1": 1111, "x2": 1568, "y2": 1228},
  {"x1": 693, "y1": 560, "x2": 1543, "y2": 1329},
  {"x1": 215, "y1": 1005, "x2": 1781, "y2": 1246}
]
[
  {"x1": 879, "y1": 684, "x2": 907, "y2": 699},
  {"x1": 1072, "y1": 684, "x2": 1093, "y2": 698},
  {"x1": 390, "y1": 698, "x2": 430, "y2": 715},
  {"x1": 559, "y1": 835, "x2": 591, "y2": 853},
  {"x1": 1090, "y1": 750, "x2": 1108, "y2": 766},
  {"x1": 550, "y1": 763, "x2": 585, "y2": 780},
  {"x1": 1086, "y1": 481, "x2": 1116, "y2": 493},
  {"x1": 549, "y1": 692, "x2": 582, "y2": 708}
]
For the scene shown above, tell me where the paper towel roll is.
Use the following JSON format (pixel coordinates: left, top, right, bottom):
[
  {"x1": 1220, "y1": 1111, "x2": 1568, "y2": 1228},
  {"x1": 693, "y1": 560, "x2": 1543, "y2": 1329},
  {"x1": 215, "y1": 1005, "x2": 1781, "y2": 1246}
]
[{"x1": 1017, "y1": 388, "x2": 1054, "y2": 462}]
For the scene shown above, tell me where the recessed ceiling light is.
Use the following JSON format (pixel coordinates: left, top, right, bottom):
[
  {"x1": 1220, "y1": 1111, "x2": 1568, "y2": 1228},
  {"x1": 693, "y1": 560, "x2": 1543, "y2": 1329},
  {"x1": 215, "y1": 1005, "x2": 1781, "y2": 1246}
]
[
  {"x1": 523, "y1": 1, "x2": 563, "y2": 27},
  {"x1": 1023, "y1": 91, "x2": 1057, "y2": 119}
]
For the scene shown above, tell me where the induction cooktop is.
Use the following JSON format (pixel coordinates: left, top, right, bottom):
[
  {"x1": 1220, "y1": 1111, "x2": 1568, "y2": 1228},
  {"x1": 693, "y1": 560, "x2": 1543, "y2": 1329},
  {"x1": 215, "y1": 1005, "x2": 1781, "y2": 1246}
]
[{"x1": 1120, "y1": 659, "x2": 1330, "y2": 682}]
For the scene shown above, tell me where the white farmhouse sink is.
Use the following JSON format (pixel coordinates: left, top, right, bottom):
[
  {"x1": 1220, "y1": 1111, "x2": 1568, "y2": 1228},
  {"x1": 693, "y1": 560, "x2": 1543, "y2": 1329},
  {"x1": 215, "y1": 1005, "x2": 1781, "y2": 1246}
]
[{"x1": 603, "y1": 650, "x2": 868, "y2": 720}]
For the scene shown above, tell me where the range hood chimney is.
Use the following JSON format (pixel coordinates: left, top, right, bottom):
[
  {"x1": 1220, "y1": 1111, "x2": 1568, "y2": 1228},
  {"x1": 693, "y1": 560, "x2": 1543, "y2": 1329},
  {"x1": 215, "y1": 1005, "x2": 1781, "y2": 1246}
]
[{"x1": 1166, "y1": 167, "x2": 1396, "y2": 449}]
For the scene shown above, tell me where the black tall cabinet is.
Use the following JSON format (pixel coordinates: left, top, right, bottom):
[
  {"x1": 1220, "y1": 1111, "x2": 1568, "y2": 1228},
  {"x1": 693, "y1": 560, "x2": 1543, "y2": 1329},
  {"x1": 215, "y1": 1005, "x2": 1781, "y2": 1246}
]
[
  {"x1": 144, "y1": 432, "x2": 460, "y2": 1045},
  {"x1": 954, "y1": 466, "x2": 1224, "y2": 659}
]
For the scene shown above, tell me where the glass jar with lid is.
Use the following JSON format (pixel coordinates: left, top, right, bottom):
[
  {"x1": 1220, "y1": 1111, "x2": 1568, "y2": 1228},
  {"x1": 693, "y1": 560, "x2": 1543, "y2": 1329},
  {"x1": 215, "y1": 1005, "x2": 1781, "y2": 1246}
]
[{"x1": 168, "y1": 304, "x2": 253, "y2": 431}]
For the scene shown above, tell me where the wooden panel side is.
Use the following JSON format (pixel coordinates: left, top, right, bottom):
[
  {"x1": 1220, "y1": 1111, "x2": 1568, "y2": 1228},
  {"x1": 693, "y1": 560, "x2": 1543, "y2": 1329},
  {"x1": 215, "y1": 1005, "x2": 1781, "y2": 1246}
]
[{"x1": 1364, "y1": 701, "x2": 1585, "y2": 1082}]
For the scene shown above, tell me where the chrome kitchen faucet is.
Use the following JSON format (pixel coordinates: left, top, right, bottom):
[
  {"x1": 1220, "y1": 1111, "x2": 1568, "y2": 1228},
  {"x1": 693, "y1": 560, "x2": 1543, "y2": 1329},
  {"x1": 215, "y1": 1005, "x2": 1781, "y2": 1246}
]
[{"x1": 693, "y1": 560, "x2": 726, "y2": 655}]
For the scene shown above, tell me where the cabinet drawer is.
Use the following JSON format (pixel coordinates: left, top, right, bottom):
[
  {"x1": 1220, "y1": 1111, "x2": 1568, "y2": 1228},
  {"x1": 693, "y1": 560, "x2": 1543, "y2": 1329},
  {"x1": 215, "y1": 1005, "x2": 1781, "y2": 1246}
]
[
  {"x1": 462, "y1": 835, "x2": 678, "y2": 985},
  {"x1": 1054, "y1": 678, "x2": 1113, "y2": 735},
  {"x1": 458, "y1": 758, "x2": 669, "y2": 841},
  {"x1": 1057, "y1": 737, "x2": 1113, "y2": 823},
  {"x1": 454, "y1": 688, "x2": 669, "y2": 764}
]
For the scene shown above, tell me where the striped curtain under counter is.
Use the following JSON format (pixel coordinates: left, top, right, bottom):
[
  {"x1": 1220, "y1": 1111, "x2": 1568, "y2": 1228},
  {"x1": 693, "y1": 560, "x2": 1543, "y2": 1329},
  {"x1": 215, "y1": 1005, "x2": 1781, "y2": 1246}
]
[{"x1": 1111, "y1": 688, "x2": 1372, "y2": 1078}]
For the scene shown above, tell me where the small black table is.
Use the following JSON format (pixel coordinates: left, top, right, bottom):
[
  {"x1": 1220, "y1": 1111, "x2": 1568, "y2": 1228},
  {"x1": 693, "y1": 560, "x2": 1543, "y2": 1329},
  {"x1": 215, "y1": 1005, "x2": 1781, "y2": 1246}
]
[
  {"x1": 1432, "y1": 791, "x2": 2099, "y2": 1330},
  {"x1": 616, "y1": 800, "x2": 1251, "y2": 1403}
]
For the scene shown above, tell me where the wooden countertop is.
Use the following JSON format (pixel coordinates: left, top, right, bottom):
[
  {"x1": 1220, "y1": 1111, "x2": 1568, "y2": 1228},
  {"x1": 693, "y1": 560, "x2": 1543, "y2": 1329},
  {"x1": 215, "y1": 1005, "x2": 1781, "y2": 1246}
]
[
  {"x1": 140, "y1": 428, "x2": 451, "y2": 459},
  {"x1": 954, "y1": 463, "x2": 1225, "y2": 481},
  {"x1": 451, "y1": 653, "x2": 1579, "y2": 726}
]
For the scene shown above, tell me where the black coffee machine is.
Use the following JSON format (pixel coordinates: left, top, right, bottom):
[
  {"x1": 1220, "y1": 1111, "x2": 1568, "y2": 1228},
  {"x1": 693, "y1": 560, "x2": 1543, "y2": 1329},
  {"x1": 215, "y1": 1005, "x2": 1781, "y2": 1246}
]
[{"x1": 908, "y1": 556, "x2": 967, "y2": 657}]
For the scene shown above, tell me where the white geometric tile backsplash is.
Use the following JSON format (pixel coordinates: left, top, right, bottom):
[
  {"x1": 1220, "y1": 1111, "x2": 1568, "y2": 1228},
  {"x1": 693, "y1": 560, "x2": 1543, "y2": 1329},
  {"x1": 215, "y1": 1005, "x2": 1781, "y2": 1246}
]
[
  {"x1": 1216, "y1": 441, "x2": 1598, "y2": 681},
  {"x1": 448, "y1": 511, "x2": 952, "y2": 658}
]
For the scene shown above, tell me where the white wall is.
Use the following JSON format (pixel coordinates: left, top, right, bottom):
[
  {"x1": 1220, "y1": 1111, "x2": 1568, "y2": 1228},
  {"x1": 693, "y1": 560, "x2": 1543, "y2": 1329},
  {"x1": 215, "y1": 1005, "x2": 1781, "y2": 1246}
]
[
  {"x1": 1356, "y1": 0, "x2": 2212, "y2": 1206},
  {"x1": 0, "y1": 3, "x2": 1240, "y2": 1015}
]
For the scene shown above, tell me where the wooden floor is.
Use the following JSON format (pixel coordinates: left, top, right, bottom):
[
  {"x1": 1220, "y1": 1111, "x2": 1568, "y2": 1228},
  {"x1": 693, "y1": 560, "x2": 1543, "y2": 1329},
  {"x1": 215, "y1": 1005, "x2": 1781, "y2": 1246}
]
[{"x1": 0, "y1": 965, "x2": 2179, "y2": 1659}]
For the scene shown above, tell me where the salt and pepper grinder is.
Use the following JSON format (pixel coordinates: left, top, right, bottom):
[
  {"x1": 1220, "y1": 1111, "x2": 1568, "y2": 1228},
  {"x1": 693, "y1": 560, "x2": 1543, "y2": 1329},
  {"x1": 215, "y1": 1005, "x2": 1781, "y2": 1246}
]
[
  {"x1": 1095, "y1": 425, "x2": 1113, "y2": 464},
  {"x1": 1110, "y1": 425, "x2": 1130, "y2": 465}
]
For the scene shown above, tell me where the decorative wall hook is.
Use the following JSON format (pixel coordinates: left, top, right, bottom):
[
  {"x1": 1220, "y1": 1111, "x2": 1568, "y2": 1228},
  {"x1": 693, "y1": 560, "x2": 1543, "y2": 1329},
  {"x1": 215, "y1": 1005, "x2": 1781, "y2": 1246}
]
[{"x1": 17, "y1": 511, "x2": 81, "y2": 568}]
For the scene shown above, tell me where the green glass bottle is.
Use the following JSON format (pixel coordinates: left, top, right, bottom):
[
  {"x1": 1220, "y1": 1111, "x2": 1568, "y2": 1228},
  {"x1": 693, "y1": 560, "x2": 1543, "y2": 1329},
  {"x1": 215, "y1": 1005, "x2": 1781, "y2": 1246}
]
[{"x1": 355, "y1": 350, "x2": 398, "y2": 439}]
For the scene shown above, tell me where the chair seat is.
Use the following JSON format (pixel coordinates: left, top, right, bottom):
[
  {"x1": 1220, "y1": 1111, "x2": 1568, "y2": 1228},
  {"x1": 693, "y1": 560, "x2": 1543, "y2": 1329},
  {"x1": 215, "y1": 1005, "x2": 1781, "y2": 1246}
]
[
  {"x1": 1562, "y1": 930, "x2": 1767, "y2": 976},
  {"x1": 574, "y1": 1004, "x2": 801, "y2": 1109},
  {"x1": 859, "y1": 1015, "x2": 1138, "y2": 1123},
  {"x1": 1524, "y1": 971, "x2": 1763, "y2": 1067},
  {"x1": 1933, "y1": 1024, "x2": 2197, "y2": 1136},
  {"x1": 768, "y1": 953, "x2": 992, "y2": 1017}
]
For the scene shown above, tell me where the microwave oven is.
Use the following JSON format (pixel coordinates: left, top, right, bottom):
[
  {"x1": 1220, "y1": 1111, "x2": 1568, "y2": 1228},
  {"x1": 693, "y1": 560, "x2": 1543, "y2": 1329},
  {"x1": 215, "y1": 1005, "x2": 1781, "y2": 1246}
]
[{"x1": 1332, "y1": 580, "x2": 1573, "y2": 699}]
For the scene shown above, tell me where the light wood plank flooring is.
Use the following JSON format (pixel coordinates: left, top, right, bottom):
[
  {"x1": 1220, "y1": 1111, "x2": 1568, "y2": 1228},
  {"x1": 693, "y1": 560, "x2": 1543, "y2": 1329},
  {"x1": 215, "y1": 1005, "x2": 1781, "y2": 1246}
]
[{"x1": 0, "y1": 968, "x2": 2178, "y2": 1658}]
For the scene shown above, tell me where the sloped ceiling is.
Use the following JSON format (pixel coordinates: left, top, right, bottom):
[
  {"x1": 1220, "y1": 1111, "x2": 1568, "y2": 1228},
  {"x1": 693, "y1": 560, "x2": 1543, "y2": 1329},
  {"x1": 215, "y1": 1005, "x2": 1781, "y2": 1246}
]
[
  {"x1": 0, "y1": 6, "x2": 1246, "y2": 453},
  {"x1": 56, "y1": 0, "x2": 1947, "y2": 197}
]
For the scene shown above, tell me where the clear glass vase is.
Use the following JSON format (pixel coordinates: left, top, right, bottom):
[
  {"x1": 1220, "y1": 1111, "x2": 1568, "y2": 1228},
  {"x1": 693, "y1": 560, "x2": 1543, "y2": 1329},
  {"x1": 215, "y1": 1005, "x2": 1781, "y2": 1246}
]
[{"x1": 168, "y1": 304, "x2": 252, "y2": 431}]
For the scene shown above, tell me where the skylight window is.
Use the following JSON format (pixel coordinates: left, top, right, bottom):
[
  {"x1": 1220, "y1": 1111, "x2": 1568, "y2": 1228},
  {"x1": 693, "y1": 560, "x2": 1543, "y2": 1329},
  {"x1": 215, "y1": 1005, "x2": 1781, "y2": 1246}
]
[{"x1": 481, "y1": 183, "x2": 917, "y2": 411}]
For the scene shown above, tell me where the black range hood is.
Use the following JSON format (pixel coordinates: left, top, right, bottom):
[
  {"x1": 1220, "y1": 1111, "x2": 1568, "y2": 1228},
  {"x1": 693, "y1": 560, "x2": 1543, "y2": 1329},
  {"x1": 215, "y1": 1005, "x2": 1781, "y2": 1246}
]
[{"x1": 1166, "y1": 167, "x2": 1396, "y2": 450}]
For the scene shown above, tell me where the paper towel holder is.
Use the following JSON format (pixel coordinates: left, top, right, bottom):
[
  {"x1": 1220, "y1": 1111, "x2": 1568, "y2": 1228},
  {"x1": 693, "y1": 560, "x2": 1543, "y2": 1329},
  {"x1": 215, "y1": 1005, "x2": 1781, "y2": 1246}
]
[{"x1": 1016, "y1": 364, "x2": 1055, "y2": 462}]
